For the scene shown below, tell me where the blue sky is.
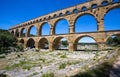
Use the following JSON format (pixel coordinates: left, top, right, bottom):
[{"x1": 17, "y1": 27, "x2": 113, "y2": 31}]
[{"x1": 0, "y1": 0, "x2": 120, "y2": 42}]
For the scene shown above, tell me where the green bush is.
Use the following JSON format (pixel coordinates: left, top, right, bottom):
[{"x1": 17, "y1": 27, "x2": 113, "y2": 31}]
[
  {"x1": 59, "y1": 63, "x2": 66, "y2": 69},
  {"x1": 42, "y1": 72, "x2": 54, "y2": 77}
]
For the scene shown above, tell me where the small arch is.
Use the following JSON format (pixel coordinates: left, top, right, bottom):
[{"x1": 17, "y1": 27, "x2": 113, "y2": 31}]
[
  {"x1": 53, "y1": 14, "x2": 57, "y2": 18},
  {"x1": 73, "y1": 9, "x2": 79, "y2": 13},
  {"x1": 48, "y1": 16, "x2": 52, "y2": 19},
  {"x1": 66, "y1": 11, "x2": 71, "y2": 15},
  {"x1": 11, "y1": 31, "x2": 14, "y2": 34},
  {"x1": 53, "y1": 37, "x2": 68, "y2": 50},
  {"x1": 39, "y1": 38, "x2": 49, "y2": 50},
  {"x1": 74, "y1": 36, "x2": 98, "y2": 51},
  {"x1": 81, "y1": 6, "x2": 87, "y2": 11},
  {"x1": 27, "y1": 38, "x2": 35, "y2": 48},
  {"x1": 59, "y1": 13, "x2": 63, "y2": 16},
  {"x1": 54, "y1": 18, "x2": 69, "y2": 34},
  {"x1": 101, "y1": 1, "x2": 109, "y2": 6},
  {"x1": 91, "y1": 4, "x2": 97, "y2": 9},
  {"x1": 112, "y1": 0, "x2": 119, "y2": 3}
]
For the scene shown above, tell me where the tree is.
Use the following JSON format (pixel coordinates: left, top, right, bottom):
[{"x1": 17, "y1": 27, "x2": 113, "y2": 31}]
[{"x1": 0, "y1": 29, "x2": 17, "y2": 52}]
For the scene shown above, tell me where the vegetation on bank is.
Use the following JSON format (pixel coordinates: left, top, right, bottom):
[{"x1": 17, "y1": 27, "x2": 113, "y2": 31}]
[{"x1": 0, "y1": 29, "x2": 23, "y2": 54}]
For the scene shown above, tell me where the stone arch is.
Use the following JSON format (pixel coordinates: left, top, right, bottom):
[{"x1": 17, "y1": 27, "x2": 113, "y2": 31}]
[
  {"x1": 74, "y1": 13, "x2": 98, "y2": 32},
  {"x1": 39, "y1": 22, "x2": 50, "y2": 36},
  {"x1": 28, "y1": 25, "x2": 37, "y2": 37},
  {"x1": 105, "y1": 32, "x2": 120, "y2": 43},
  {"x1": 104, "y1": 6, "x2": 120, "y2": 31},
  {"x1": 101, "y1": 1, "x2": 109, "y2": 6},
  {"x1": 52, "y1": 37, "x2": 69, "y2": 50},
  {"x1": 81, "y1": 6, "x2": 87, "y2": 11},
  {"x1": 74, "y1": 35, "x2": 98, "y2": 51},
  {"x1": 73, "y1": 9, "x2": 79, "y2": 13},
  {"x1": 53, "y1": 18, "x2": 69, "y2": 34},
  {"x1": 20, "y1": 39, "x2": 24, "y2": 44},
  {"x1": 53, "y1": 14, "x2": 57, "y2": 18},
  {"x1": 38, "y1": 38, "x2": 49, "y2": 49},
  {"x1": 59, "y1": 13, "x2": 63, "y2": 16},
  {"x1": 66, "y1": 11, "x2": 71, "y2": 15},
  {"x1": 26, "y1": 38, "x2": 35, "y2": 48},
  {"x1": 91, "y1": 4, "x2": 97, "y2": 9},
  {"x1": 20, "y1": 28, "x2": 26, "y2": 37},
  {"x1": 11, "y1": 30, "x2": 14, "y2": 34},
  {"x1": 15, "y1": 29, "x2": 19, "y2": 37}
]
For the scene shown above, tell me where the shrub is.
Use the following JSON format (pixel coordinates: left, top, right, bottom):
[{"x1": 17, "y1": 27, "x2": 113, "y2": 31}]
[
  {"x1": 59, "y1": 63, "x2": 66, "y2": 69},
  {"x1": 42, "y1": 72, "x2": 54, "y2": 77}
]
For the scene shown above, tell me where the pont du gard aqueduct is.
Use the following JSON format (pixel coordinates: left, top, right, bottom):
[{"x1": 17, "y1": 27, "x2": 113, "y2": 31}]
[{"x1": 9, "y1": 0, "x2": 120, "y2": 51}]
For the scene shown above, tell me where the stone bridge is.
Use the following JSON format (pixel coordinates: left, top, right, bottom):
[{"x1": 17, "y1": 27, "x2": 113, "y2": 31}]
[{"x1": 9, "y1": 0, "x2": 120, "y2": 51}]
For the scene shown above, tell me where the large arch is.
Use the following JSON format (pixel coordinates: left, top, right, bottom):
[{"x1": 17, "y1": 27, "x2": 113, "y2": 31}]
[
  {"x1": 54, "y1": 18, "x2": 69, "y2": 34},
  {"x1": 11, "y1": 30, "x2": 14, "y2": 35},
  {"x1": 28, "y1": 25, "x2": 37, "y2": 37},
  {"x1": 53, "y1": 37, "x2": 69, "y2": 50},
  {"x1": 38, "y1": 38, "x2": 49, "y2": 49},
  {"x1": 21, "y1": 28, "x2": 26, "y2": 37},
  {"x1": 75, "y1": 14, "x2": 97, "y2": 33},
  {"x1": 40, "y1": 22, "x2": 50, "y2": 36},
  {"x1": 74, "y1": 36, "x2": 98, "y2": 51},
  {"x1": 104, "y1": 7, "x2": 120, "y2": 31},
  {"x1": 27, "y1": 38, "x2": 35, "y2": 48}
]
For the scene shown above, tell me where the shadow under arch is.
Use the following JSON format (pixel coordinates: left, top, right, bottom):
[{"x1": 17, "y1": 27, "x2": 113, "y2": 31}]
[
  {"x1": 74, "y1": 35, "x2": 98, "y2": 51},
  {"x1": 53, "y1": 18, "x2": 69, "y2": 34},
  {"x1": 26, "y1": 38, "x2": 35, "y2": 48},
  {"x1": 52, "y1": 37, "x2": 69, "y2": 50},
  {"x1": 38, "y1": 38, "x2": 49, "y2": 50}
]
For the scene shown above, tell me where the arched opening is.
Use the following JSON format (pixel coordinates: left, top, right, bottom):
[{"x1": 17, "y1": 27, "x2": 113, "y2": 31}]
[
  {"x1": 28, "y1": 26, "x2": 37, "y2": 37},
  {"x1": 81, "y1": 6, "x2": 87, "y2": 11},
  {"x1": 101, "y1": 1, "x2": 109, "y2": 6},
  {"x1": 112, "y1": 0, "x2": 119, "y2": 3},
  {"x1": 66, "y1": 11, "x2": 71, "y2": 15},
  {"x1": 73, "y1": 9, "x2": 79, "y2": 13},
  {"x1": 27, "y1": 38, "x2": 35, "y2": 48},
  {"x1": 11, "y1": 31, "x2": 14, "y2": 34},
  {"x1": 21, "y1": 28, "x2": 26, "y2": 37},
  {"x1": 53, "y1": 37, "x2": 68, "y2": 50},
  {"x1": 74, "y1": 36, "x2": 98, "y2": 51},
  {"x1": 104, "y1": 8, "x2": 120, "y2": 30},
  {"x1": 40, "y1": 23, "x2": 50, "y2": 36},
  {"x1": 106, "y1": 34, "x2": 120, "y2": 48},
  {"x1": 59, "y1": 13, "x2": 63, "y2": 16},
  {"x1": 53, "y1": 14, "x2": 57, "y2": 18},
  {"x1": 91, "y1": 4, "x2": 97, "y2": 9},
  {"x1": 39, "y1": 38, "x2": 49, "y2": 50},
  {"x1": 15, "y1": 29, "x2": 19, "y2": 37},
  {"x1": 54, "y1": 19, "x2": 69, "y2": 34},
  {"x1": 20, "y1": 39, "x2": 24, "y2": 44},
  {"x1": 75, "y1": 14, "x2": 97, "y2": 33}
]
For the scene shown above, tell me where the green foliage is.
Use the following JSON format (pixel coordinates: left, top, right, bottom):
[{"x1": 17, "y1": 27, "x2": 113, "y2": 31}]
[
  {"x1": 107, "y1": 36, "x2": 120, "y2": 46},
  {"x1": 42, "y1": 72, "x2": 54, "y2": 77},
  {"x1": 61, "y1": 40, "x2": 68, "y2": 46},
  {"x1": 59, "y1": 63, "x2": 67, "y2": 69},
  {"x1": 0, "y1": 29, "x2": 17, "y2": 53},
  {"x1": 0, "y1": 55, "x2": 5, "y2": 58},
  {"x1": 60, "y1": 54, "x2": 67, "y2": 58}
]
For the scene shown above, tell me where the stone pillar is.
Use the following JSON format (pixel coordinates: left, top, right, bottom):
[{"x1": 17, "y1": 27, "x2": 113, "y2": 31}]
[
  {"x1": 97, "y1": 42, "x2": 106, "y2": 51},
  {"x1": 69, "y1": 25, "x2": 74, "y2": 34},
  {"x1": 49, "y1": 42, "x2": 54, "y2": 51},
  {"x1": 68, "y1": 42, "x2": 75, "y2": 52},
  {"x1": 35, "y1": 42, "x2": 39, "y2": 49},
  {"x1": 50, "y1": 26, "x2": 54, "y2": 35},
  {"x1": 24, "y1": 40, "x2": 27, "y2": 48},
  {"x1": 97, "y1": 19, "x2": 104, "y2": 31}
]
